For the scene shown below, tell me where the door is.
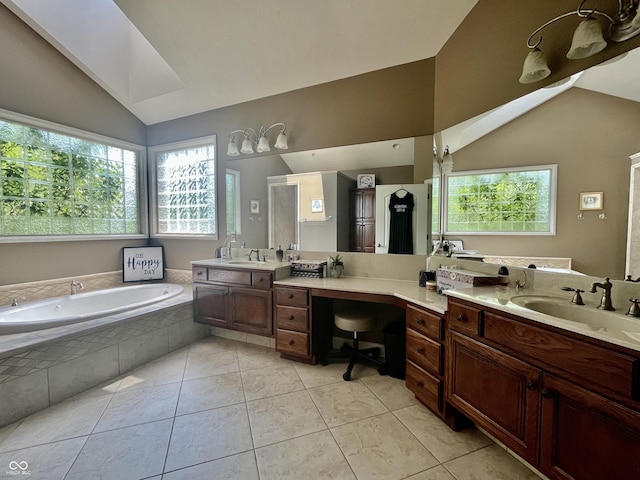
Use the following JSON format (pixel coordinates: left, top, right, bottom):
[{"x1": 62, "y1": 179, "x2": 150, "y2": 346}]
[
  {"x1": 193, "y1": 284, "x2": 229, "y2": 327},
  {"x1": 374, "y1": 184, "x2": 431, "y2": 254},
  {"x1": 539, "y1": 373, "x2": 640, "y2": 480},
  {"x1": 447, "y1": 331, "x2": 541, "y2": 464}
]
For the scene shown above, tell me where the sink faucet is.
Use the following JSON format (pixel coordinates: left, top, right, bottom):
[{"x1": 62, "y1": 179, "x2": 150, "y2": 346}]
[
  {"x1": 248, "y1": 249, "x2": 260, "y2": 261},
  {"x1": 589, "y1": 277, "x2": 614, "y2": 311},
  {"x1": 70, "y1": 280, "x2": 84, "y2": 295}
]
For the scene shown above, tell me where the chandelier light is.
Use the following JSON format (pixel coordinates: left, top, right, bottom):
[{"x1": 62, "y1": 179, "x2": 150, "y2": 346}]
[
  {"x1": 519, "y1": 0, "x2": 640, "y2": 84},
  {"x1": 227, "y1": 123, "x2": 288, "y2": 156}
]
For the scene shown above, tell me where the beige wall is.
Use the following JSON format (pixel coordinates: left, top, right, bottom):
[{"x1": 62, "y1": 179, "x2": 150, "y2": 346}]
[{"x1": 448, "y1": 88, "x2": 640, "y2": 278}]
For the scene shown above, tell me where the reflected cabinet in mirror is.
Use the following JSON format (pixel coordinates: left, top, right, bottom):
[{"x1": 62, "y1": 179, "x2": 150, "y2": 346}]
[{"x1": 225, "y1": 48, "x2": 640, "y2": 278}]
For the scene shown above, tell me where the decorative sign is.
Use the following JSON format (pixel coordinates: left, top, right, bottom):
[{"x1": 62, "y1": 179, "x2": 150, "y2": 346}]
[
  {"x1": 311, "y1": 199, "x2": 324, "y2": 213},
  {"x1": 579, "y1": 191, "x2": 603, "y2": 210},
  {"x1": 123, "y1": 246, "x2": 165, "y2": 282}
]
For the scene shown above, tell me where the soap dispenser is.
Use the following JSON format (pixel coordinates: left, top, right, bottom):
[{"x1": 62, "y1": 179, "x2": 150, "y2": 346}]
[{"x1": 276, "y1": 245, "x2": 284, "y2": 262}]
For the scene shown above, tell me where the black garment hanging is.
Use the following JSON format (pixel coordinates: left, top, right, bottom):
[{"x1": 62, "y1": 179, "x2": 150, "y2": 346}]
[{"x1": 388, "y1": 190, "x2": 414, "y2": 254}]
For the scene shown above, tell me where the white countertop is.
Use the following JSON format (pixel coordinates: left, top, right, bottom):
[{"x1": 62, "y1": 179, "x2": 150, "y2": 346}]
[
  {"x1": 446, "y1": 286, "x2": 640, "y2": 353},
  {"x1": 191, "y1": 258, "x2": 292, "y2": 280},
  {"x1": 274, "y1": 276, "x2": 447, "y2": 314}
]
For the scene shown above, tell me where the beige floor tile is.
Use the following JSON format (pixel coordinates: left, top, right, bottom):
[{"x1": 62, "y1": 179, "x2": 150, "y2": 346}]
[
  {"x1": 360, "y1": 374, "x2": 419, "y2": 410},
  {"x1": 183, "y1": 348, "x2": 239, "y2": 381},
  {"x1": 0, "y1": 395, "x2": 111, "y2": 453},
  {"x1": 189, "y1": 335, "x2": 238, "y2": 354},
  {"x1": 118, "y1": 349, "x2": 187, "y2": 391},
  {"x1": 255, "y1": 430, "x2": 356, "y2": 480},
  {"x1": 236, "y1": 342, "x2": 289, "y2": 371},
  {"x1": 0, "y1": 437, "x2": 86, "y2": 480},
  {"x1": 308, "y1": 380, "x2": 388, "y2": 427},
  {"x1": 293, "y1": 361, "x2": 378, "y2": 389},
  {"x1": 444, "y1": 444, "x2": 543, "y2": 480},
  {"x1": 67, "y1": 377, "x2": 122, "y2": 400},
  {"x1": 165, "y1": 403, "x2": 253, "y2": 472},
  {"x1": 163, "y1": 450, "x2": 259, "y2": 480},
  {"x1": 332, "y1": 412, "x2": 439, "y2": 480},
  {"x1": 177, "y1": 371, "x2": 245, "y2": 415},
  {"x1": 247, "y1": 390, "x2": 327, "y2": 447},
  {"x1": 405, "y1": 465, "x2": 458, "y2": 480},
  {"x1": 66, "y1": 419, "x2": 172, "y2": 480},
  {"x1": 394, "y1": 404, "x2": 492, "y2": 463},
  {"x1": 93, "y1": 382, "x2": 180, "y2": 432},
  {"x1": 241, "y1": 363, "x2": 305, "y2": 401}
]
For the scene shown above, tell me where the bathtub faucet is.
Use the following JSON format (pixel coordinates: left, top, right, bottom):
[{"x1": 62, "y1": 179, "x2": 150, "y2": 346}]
[{"x1": 70, "y1": 280, "x2": 84, "y2": 295}]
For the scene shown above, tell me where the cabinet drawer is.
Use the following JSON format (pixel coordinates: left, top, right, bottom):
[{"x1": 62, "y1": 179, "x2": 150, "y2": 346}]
[
  {"x1": 448, "y1": 300, "x2": 483, "y2": 337},
  {"x1": 406, "y1": 328, "x2": 442, "y2": 376},
  {"x1": 192, "y1": 267, "x2": 207, "y2": 281},
  {"x1": 276, "y1": 329, "x2": 309, "y2": 357},
  {"x1": 276, "y1": 305, "x2": 309, "y2": 332},
  {"x1": 208, "y1": 269, "x2": 251, "y2": 285},
  {"x1": 276, "y1": 287, "x2": 309, "y2": 307},
  {"x1": 406, "y1": 360, "x2": 442, "y2": 413},
  {"x1": 406, "y1": 304, "x2": 442, "y2": 341},
  {"x1": 483, "y1": 311, "x2": 638, "y2": 400},
  {"x1": 252, "y1": 271, "x2": 272, "y2": 289}
]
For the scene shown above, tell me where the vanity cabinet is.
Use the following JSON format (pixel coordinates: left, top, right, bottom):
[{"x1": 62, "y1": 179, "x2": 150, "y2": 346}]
[
  {"x1": 192, "y1": 266, "x2": 273, "y2": 336},
  {"x1": 274, "y1": 286, "x2": 312, "y2": 362},
  {"x1": 446, "y1": 297, "x2": 640, "y2": 480},
  {"x1": 349, "y1": 188, "x2": 376, "y2": 253}
]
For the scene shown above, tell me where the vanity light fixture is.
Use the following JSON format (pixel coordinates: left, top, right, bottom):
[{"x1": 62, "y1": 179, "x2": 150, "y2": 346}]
[
  {"x1": 226, "y1": 123, "x2": 288, "y2": 156},
  {"x1": 519, "y1": 0, "x2": 640, "y2": 84}
]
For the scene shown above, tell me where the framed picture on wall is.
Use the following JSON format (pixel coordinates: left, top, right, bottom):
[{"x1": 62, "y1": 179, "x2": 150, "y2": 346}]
[
  {"x1": 580, "y1": 191, "x2": 603, "y2": 210},
  {"x1": 122, "y1": 246, "x2": 164, "y2": 282},
  {"x1": 250, "y1": 199, "x2": 260, "y2": 214}
]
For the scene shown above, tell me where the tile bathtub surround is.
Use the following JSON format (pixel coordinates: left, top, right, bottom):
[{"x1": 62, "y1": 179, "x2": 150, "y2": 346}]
[
  {"x1": 0, "y1": 302, "x2": 209, "y2": 427},
  {"x1": 0, "y1": 268, "x2": 192, "y2": 306},
  {"x1": 0, "y1": 337, "x2": 545, "y2": 480}
]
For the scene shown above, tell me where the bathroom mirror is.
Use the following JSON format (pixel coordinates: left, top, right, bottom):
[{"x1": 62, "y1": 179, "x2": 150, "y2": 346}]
[{"x1": 225, "y1": 47, "x2": 640, "y2": 278}]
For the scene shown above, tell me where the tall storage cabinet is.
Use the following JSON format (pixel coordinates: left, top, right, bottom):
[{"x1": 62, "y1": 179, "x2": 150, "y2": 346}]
[{"x1": 349, "y1": 188, "x2": 376, "y2": 252}]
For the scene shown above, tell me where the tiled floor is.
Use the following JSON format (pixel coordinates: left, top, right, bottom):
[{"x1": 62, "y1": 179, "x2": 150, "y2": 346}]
[{"x1": 0, "y1": 336, "x2": 544, "y2": 480}]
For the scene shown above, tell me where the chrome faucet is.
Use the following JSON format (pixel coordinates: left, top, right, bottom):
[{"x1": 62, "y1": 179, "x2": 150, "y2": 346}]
[
  {"x1": 248, "y1": 249, "x2": 260, "y2": 261},
  {"x1": 589, "y1": 277, "x2": 614, "y2": 311},
  {"x1": 70, "y1": 280, "x2": 84, "y2": 295}
]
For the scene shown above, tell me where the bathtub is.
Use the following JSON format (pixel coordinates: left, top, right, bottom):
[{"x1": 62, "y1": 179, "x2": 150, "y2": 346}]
[{"x1": 0, "y1": 283, "x2": 184, "y2": 334}]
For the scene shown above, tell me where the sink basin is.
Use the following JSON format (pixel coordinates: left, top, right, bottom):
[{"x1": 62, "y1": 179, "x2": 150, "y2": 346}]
[
  {"x1": 223, "y1": 260, "x2": 259, "y2": 265},
  {"x1": 510, "y1": 295, "x2": 640, "y2": 333}
]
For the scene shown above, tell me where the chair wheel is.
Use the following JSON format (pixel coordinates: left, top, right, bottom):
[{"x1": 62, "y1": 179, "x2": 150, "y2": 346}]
[
  {"x1": 372, "y1": 347, "x2": 381, "y2": 358},
  {"x1": 321, "y1": 359, "x2": 328, "y2": 366},
  {"x1": 343, "y1": 372, "x2": 351, "y2": 381}
]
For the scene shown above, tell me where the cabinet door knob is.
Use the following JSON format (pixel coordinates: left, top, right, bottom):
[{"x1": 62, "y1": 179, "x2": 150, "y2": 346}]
[
  {"x1": 196, "y1": 271, "x2": 203, "y2": 276},
  {"x1": 416, "y1": 381, "x2": 424, "y2": 388},
  {"x1": 288, "y1": 339, "x2": 295, "y2": 346},
  {"x1": 288, "y1": 294, "x2": 294, "y2": 299},
  {"x1": 456, "y1": 314, "x2": 466, "y2": 322},
  {"x1": 417, "y1": 319, "x2": 425, "y2": 325},
  {"x1": 541, "y1": 388, "x2": 555, "y2": 399},
  {"x1": 526, "y1": 380, "x2": 538, "y2": 390},
  {"x1": 417, "y1": 347, "x2": 425, "y2": 354},
  {"x1": 289, "y1": 315, "x2": 295, "y2": 320}
]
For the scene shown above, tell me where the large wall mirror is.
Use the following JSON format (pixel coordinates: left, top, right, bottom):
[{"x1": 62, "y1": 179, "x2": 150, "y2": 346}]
[{"x1": 226, "y1": 47, "x2": 640, "y2": 278}]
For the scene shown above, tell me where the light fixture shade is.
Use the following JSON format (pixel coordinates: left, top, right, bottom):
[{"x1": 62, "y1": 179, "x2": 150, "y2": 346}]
[
  {"x1": 518, "y1": 48, "x2": 551, "y2": 84},
  {"x1": 274, "y1": 132, "x2": 288, "y2": 150},
  {"x1": 240, "y1": 137, "x2": 254, "y2": 154},
  {"x1": 256, "y1": 135, "x2": 270, "y2": 153},
  {"x1": 227, "y1": 139, "x2": 240, "y2": 156},
  {"x1": 566, "y1": 18, "x2": 607, "y2": 59}
]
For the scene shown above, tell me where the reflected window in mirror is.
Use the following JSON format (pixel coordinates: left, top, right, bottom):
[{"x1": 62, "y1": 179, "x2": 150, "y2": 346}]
[
  {"x1": 226, "y1": 168, "x2": 241, "y2": 234},
  {"x1": 444, "y1": 165, "x2": 557, "y2": 235}
]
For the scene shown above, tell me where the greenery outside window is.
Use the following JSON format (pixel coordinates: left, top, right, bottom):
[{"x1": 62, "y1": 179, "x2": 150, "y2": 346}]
[
  {"x1": 445, "y1": 165, "x2": 557, "y2": 235},
  {"x1": 0, "y1": 111, "x2": 144, "y2": 240},
  {"x1": 226, "y1": 169, "x2": 241, "y2": 235},
  {"x1": 149, "y1": 136, "x2": 217, "y2": 238}
]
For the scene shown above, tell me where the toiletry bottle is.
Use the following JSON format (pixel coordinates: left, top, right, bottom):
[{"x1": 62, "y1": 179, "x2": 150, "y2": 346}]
[{"x1": 276, "y1": 245, "x2": 284, "y2": 262}]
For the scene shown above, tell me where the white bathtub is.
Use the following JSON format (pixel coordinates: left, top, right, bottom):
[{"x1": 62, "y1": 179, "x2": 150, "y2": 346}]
[{"x1": 0, "y1": 283, "x2": 184, "y2": 334}]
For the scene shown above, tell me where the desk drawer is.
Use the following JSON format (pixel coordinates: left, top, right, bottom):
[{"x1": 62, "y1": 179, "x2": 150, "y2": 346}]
[
  {"x1": 406, "y1": 328, "x2": 442, "y2": 376},
  {"x1": 208, "y1": 269, "x2": 251, "y2": 285},
  {"x1": 276, "y1": 287, "x2": 309, "y2": 307},
  {"x1": 406, "y1": 360, "x2": 442, "y2": 413},
  {"x1": 276, "y1": 305, "x2": 309, "y2": 332},
  {"x1": 448, "y1": 300, "x2": 483, "y2": 337},
  {"x1": 407, "y1": 304, "x2": 442, "y2": 341},
  {"x1": 276, "y1": 329, "x2": 309, "y2": 357}
]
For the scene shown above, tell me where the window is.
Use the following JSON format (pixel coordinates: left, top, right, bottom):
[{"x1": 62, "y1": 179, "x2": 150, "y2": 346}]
[
  {"x1": 445, "y1": 165, "x2": 556, "y2": 235},
  {"x1": 226, "y1": 168, "x2": 241, "y2": 234},
  {"x1": 0, "y1": 112, "x2": 144, "y2": 239},
  {"x1": 149, "y1": 136, "x2": 217, "y2": 237}
]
